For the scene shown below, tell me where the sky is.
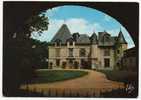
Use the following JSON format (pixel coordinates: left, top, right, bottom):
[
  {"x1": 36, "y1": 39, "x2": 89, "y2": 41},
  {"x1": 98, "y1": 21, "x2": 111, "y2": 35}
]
[{"x1": 31, "y1": 5, "x2": 135, "y2": 48}]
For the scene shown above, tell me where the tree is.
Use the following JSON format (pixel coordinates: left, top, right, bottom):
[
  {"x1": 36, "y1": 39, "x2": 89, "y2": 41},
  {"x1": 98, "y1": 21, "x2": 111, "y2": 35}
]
[
  {"x1": 30, "y1": 39, "x2": 48, "y2": 69},
  {"x1": 15, "y1": 13, "x2": 49, "y2": 39},
  {"x1": 25, "y1": 14, "x2": 49, "y2": 37},
  {"x1": 3, "y1": 12, "x2": 49, "y2": 96},
  {"x1": 19, "y1": 13, "x2": 49, "y2": 81}
]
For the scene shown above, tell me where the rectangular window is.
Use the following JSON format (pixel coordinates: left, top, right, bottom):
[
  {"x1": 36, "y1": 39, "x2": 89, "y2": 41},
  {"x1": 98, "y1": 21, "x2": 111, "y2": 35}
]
[
  {"x1": 104, "y1": 58, "x2": 110, "y2": 67},
  {"x1": 62, "y1": 61, "x2": 66, "y2": 68},
  {"x1": 56, "y1": 59, "x2": 60, "y2": 66},
  {"x1": 80, "y1": 48, "x2": 86, "y2": 57},
  {"x1": 69, "y1": 41, "x2": 73, "y2": 46},
  {"x1": 117, "y1": 50, "x2": 120, "y2": 54},
  {"x1": 69, "y1": 48, "x2": 73, "y2": 57},
  {"x1": 56, "y1": 48, "x2": 60, "y2": 57},
  {"x1": 104, "y1": 49, "x2": 110, "y2": 56}
]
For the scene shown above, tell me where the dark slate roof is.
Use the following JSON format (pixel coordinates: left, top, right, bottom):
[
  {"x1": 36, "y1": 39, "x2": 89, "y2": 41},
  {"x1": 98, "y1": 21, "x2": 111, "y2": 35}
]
[
  {"x1": 111, "y1": 37, "x2": 117, "y2": 44},
  {"x1": 54, "y1": 38, "x2": 62, "y2": 43},
  {"x1": 66, "y1": 37, "x2": 74, "y2": 42},
  {"x1": 50, "y1": 24, "x2": 127, "y2": 46},
  {"x1": 117, "y1": 31, "x2": 127, "y2": 44},
  {"x1": 98, "y1": 32, "x2": 105, "y2": 40},
  {"x1": 51, "y1": 24, "x2": 72, "y2": 44},
  {"x1": 76, "y1": 34, "x2": 90, "y2": 44},
  {"x1": 98, "y1": 31, "x2": 115, "y2": 46}
]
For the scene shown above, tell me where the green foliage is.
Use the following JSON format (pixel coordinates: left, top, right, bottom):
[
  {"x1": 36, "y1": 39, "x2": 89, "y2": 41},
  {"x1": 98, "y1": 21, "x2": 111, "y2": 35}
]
[
  {"x1": 30, "y1": 70, "x2": 88, "y2": 83},
  {"x1": 97, "y1": 70, "x2": 137, "y2": 83},
  {"x1": 6, "y1": 13, "x2": 49, "y2": 84},
  {"x1": 98, "y1": 70, "x2": 138, "y2": 98},
  {"x1": 26, "y1": 14, "x2": 49, "y2": 34},
  {"x1": 29, "y1": 39, "x2": 48, "y2": 69}
]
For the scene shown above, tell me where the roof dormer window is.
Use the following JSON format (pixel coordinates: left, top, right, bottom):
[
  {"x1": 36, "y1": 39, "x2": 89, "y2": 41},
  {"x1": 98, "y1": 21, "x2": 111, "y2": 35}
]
[
  {"x1": 55, "y1": 39, "x2": 61, "y2": 46},
  {"x1": 66, "y1": 37, "x2": 74, "y2": 46}
]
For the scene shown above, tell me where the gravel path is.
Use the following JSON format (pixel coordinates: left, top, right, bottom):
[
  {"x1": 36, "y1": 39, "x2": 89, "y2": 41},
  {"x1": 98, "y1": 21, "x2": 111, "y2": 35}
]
[{"x1": 20, "y1": 69, "x2": 125, "y2": 96}]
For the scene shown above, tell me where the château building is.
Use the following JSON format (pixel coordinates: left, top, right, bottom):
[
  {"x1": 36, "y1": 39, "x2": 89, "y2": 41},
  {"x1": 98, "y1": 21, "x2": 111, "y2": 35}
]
[{"x1": 48, "y1": 24, "x2": 127, "y2": 70}]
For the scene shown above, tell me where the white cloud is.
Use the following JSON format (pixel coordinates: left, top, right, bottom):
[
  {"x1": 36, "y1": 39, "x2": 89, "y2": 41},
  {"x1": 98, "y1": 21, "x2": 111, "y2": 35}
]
[
  {"x1": 32, "y1": 18, "x2": 102, "y2": 41},
  {"x1": 66, "y1": 18, "x2": 93, "y2": 35},
  {"x1": 31, "y1": 18, "x2": 118, "y2": 41},
  {"x1": 92, "y1": 23, "x2": 104, "y2": 33},
  {"x1": 65, "y1": 18, "x2": 104, "y2": 36}
]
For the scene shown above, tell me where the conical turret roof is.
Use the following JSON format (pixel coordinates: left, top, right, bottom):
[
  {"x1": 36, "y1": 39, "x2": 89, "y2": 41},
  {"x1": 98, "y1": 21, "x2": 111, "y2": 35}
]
[
  {"x1": 51, "y1": 24, "x2": 72, "y2": 43},
  {"x1": 117, "y1": 30, "x2": 127, "y2": 44}
]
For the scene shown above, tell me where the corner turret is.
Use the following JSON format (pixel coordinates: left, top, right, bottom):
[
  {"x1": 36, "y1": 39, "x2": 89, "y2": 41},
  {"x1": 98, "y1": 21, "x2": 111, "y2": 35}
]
[{"x1": 117, "y1": 30, "x2": 127, "y2": 44}]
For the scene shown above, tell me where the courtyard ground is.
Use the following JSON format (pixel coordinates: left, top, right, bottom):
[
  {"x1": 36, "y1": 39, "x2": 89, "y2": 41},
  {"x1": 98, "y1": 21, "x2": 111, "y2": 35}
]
[{"x1": 20, "y1": 69, "x2": 125, "y2": 96}]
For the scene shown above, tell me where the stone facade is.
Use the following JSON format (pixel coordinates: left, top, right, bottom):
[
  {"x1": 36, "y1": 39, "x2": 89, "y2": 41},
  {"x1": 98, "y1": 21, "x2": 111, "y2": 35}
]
[{"x1": 48, "y1": 24, "x2": 127, "y2": 70}]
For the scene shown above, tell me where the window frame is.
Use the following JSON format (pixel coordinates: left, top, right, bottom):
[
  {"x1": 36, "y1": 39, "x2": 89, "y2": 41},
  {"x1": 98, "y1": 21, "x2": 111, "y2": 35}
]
[
  {"x1": 79, "y1": 48, "x2": 86, "y2": 57},
  {"x1": 68, "y1": 48, "x2": 73, "y2": 57}
]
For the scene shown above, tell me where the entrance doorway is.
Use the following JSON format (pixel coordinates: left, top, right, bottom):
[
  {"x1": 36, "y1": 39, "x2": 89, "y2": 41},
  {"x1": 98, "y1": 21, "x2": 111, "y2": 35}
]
[
  {"x1": 68, "y1": 59, "x2": 74, "y2": 68},
  {"x1": 56, "y1": 59, "x2": 60, "y2": 67}
]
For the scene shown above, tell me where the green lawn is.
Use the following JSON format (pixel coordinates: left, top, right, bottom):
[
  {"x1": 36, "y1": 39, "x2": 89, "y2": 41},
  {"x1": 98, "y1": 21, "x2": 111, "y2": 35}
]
[
  {"x1": 97, "y1": 70, "x2": 138, "y2": 83},
  {"x1": 31, "y1": 70, "x2": 88, "y2": 84}
]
